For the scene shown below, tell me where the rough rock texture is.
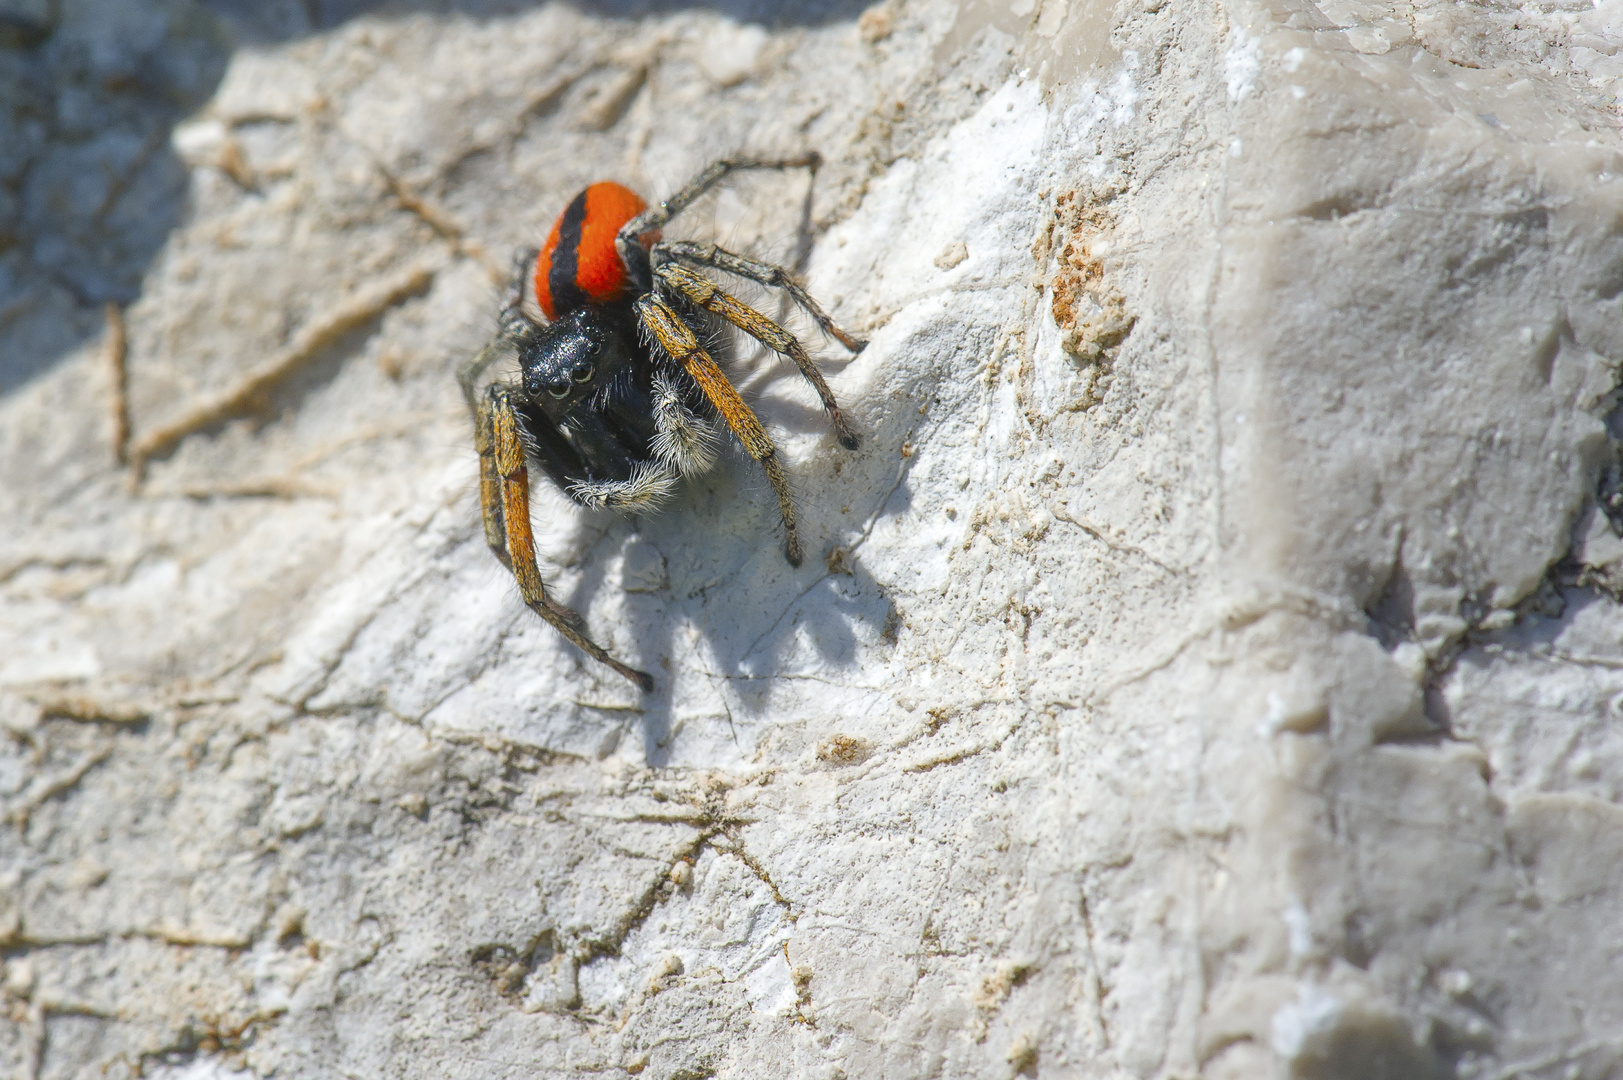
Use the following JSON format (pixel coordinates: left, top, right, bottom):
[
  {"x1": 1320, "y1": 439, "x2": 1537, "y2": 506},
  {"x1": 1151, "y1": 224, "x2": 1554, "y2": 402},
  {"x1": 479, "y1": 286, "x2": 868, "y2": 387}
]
[{"x1": 4, "y1": 0, "x2": 1623, "y2": 1077}]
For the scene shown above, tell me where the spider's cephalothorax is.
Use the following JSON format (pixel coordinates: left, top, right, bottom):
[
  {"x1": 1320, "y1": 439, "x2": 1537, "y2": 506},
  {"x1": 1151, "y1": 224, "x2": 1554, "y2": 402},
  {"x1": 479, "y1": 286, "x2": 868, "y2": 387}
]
[{"x1": 458, "y1": 155, "x2": 867, "y2": 691}]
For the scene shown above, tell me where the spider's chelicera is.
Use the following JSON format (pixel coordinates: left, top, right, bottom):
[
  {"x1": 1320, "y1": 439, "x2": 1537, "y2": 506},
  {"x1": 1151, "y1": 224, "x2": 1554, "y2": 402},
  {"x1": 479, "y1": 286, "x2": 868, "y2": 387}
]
[{"x1": 457, "y1": 155, "x2": 865, "y2": 691}]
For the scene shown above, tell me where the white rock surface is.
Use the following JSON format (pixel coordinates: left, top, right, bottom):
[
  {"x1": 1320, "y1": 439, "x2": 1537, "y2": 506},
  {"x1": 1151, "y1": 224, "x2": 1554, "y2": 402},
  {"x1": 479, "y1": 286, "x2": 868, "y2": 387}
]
[{"x1": 4, "y1": 0, "x2": 1623, "y2": 1077}]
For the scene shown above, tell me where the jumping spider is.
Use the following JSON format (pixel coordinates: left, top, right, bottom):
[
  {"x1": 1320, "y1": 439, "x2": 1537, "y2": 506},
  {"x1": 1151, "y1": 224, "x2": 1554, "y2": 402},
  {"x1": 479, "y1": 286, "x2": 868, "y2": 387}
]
[{"x1": 457, "y1": 155, "x2": 866, "y2": 691}]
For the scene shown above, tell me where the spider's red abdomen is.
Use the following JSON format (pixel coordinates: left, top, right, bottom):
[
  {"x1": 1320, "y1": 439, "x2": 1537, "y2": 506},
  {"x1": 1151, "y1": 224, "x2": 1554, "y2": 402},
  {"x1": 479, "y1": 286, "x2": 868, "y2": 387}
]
[{"x1": 533, "y1": 182, "x2": 654, "y2": 321}]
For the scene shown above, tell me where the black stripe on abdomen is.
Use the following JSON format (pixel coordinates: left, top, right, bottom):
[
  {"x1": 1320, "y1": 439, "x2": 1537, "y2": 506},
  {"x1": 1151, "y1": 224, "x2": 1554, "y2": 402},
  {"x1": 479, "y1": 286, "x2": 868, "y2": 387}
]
[{"x1": 548, "y1": 190, "x2": 589, "y2": 316}]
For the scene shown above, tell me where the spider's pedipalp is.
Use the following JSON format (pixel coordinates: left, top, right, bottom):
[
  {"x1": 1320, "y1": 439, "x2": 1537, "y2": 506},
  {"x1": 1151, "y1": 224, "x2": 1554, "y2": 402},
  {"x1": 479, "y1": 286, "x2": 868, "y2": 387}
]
[
  {"x1": 650, "y1": 371, "x2": 720, "y2": 475},
  {"x1": 657, "y1": 240, "x2": 867, "y2": 354},
  {"x1": 635, "y1": 293, "x2": 804, "y2": 566},
  {"x1": 481, "y1": 383, "x2": 654, "y2": 689},
  {"x1": 567, "y1": 460, "x2": 679, "y2": 512},
  {"x1": 654, "y1": 262, "x2": 859, "y2": 450}
]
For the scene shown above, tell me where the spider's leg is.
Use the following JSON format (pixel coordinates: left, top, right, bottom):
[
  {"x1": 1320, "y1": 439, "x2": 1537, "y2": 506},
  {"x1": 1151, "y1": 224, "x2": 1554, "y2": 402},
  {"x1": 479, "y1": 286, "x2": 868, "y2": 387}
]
[
  {"x1": 458, "y1": 249, "x2": 542, "y2": 416},
  {"x1": 459, "y1": 325, "x2": 521, "y2": 417},
  {"x1": 473, "y1": 386, "x2": 514, "y2": 569},
  {"x1": 634, "y1": 294, "x2": 804, "y2": 567},
  {"x1": 654, "y1": 262, "x2": 858, "y2": 450},
  {"x1": 501, "y1": 246, "x2": 540, "y2": 329},
  {"x1": 656, "y1": 240, "x2": 867, "y2": 355},
  {"x1": 478, "y1": 387, "x2": 584, "y2": 633},
  {"x1": 615, "y1": 154, "x2": 820, "y2": 269},
  {"x1": 479, "y1": 384, "x2": 655, "y2": 690}
]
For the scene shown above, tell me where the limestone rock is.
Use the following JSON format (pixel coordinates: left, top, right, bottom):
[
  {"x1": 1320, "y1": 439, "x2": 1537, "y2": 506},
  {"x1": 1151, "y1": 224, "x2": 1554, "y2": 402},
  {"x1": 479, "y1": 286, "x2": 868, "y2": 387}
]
[{"x1": 3, "y1": 0, "x2": 1623, "y2": 1077}]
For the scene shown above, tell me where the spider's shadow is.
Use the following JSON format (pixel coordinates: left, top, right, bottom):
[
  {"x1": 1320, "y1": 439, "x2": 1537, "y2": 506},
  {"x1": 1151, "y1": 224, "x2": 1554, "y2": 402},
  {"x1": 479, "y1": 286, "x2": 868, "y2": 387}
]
[{"x1": 566, "y1": 427, "x2": 912, "y2": 766}]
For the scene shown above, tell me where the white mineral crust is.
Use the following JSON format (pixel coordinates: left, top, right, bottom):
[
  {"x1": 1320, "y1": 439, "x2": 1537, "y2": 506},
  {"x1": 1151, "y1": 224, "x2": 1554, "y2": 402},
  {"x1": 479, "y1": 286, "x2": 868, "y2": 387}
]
[{"x1": 3, "y1": 0, "x2": 1622, "y2": 1077}]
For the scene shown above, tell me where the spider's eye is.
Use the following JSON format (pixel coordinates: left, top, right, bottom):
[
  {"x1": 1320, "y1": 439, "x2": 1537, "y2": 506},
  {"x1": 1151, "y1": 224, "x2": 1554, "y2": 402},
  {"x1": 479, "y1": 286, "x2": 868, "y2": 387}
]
[
  {"x1": 572, "y1": 363, "x2": 595, "y2": 383},
  {"x1": 584, "y1": 339, "x2": 602, "y2": 356},
  {"x1": 547, "y1": 379, "x2": 570, "y2": 398}
]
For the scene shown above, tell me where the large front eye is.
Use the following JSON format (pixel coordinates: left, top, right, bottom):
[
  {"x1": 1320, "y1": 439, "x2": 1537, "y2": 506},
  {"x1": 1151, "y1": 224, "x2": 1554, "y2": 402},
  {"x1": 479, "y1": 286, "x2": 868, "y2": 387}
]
[
  {"x1": 547, "y1": 379, "x2": 570, "y2": 398},
  {"x1": 572, "y1": 363, "x2": 595, "y2": 383}
]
